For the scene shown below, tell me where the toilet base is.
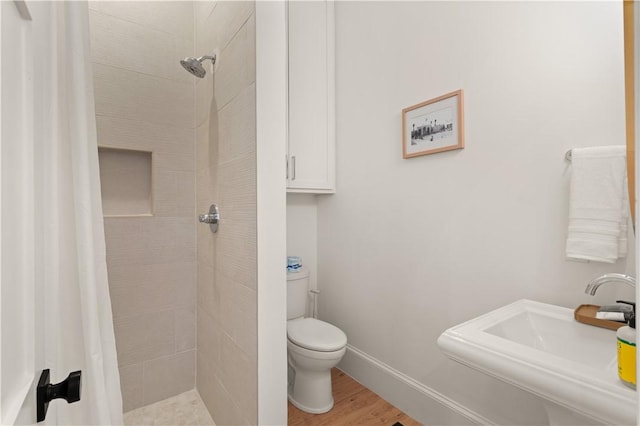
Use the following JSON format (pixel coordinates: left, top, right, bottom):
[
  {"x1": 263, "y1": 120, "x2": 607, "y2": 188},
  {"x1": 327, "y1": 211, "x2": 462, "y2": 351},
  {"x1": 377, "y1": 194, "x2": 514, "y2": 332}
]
[
  {"x1": 287, "y1": 341, "x2": 346, "y2": 414},
  {"x1": 287, "y1": 365, "x2": 335, "y2": 414},
  {"x1": 288, "y1": 393, "x2": 334, "y2": 414}
]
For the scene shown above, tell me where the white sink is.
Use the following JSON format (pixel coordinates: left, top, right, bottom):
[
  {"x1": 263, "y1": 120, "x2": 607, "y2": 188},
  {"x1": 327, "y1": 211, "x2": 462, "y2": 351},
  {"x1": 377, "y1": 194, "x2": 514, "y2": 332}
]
[{"x1": 438, "y1": 299, "x2": 636, "y2": 425}]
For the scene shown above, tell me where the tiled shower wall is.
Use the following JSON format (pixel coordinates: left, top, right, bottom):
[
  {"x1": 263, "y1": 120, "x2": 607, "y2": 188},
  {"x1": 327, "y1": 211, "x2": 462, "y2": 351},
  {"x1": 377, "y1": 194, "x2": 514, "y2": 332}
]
[
  {"x1": 194, "y1": 2, "x2": 258, "y2": 425},
  {"x1": 89, "y1": 2, "x2": 197, "y2": 412}
]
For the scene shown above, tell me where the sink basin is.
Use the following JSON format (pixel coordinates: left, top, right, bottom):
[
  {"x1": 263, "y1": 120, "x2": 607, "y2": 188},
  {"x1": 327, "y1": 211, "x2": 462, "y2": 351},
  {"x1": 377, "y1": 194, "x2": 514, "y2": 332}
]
[{"x1": 438, "y1": 299, "x2": 636, "y2": 425}]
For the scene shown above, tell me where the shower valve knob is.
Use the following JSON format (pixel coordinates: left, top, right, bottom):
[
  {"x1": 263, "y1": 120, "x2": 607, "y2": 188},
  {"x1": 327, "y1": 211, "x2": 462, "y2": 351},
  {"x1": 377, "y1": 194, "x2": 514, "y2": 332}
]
[
  {"x1": 199, "y1": 204, "x2": 220, "y2": 233},
  {"x1": 199, "y1": 213, "x2": 218, "y2": 223}
]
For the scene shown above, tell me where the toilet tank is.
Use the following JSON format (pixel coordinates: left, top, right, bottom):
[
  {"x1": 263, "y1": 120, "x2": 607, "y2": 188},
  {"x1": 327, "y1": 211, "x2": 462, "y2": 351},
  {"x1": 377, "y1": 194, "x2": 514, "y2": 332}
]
[{"x1": 287, "y1": 267, "x2": 310, "y2": 320}]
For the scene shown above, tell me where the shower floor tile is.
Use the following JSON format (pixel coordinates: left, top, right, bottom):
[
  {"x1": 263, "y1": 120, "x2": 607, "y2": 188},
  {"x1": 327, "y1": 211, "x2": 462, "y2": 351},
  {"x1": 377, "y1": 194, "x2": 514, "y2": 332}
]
[{"x1": 124, "y1": 389, "x2": 215, "y2": 426}]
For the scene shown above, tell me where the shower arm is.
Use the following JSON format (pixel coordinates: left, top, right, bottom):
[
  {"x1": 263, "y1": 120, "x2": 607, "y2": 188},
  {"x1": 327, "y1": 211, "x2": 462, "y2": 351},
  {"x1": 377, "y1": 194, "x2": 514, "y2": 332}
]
[{"x1": 197, "y1": 55, "x2": 216, "y2": 64}]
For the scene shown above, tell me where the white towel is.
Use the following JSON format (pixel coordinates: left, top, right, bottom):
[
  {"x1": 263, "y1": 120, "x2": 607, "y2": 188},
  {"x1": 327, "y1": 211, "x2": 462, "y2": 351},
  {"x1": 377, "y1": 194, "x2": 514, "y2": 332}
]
[{"x1": 566, "y1": 146, "x2": 628, "y2": 263}]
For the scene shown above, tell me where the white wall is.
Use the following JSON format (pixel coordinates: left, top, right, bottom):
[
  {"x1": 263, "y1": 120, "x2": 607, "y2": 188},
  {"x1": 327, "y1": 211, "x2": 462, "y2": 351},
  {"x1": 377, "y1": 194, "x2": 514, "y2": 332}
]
[
  {"x1": 316, "y1": 2, "x2": 634, "y2": 424},
  {"x1": 287, "y1": 194, "x2": 318, "y2": 293}
]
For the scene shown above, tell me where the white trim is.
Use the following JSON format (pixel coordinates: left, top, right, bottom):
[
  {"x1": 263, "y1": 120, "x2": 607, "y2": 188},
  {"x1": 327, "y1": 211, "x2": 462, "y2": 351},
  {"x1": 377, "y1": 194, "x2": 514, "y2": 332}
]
[
  {"x1": 634, "y1": 1, "x2": 639, "y2": 420},
  {"x1": 256, "y1": 2, "x2": 288, "y2": 425},
  {"x1": 340, "y1": 344, "x2": 494, "y2": 426},
  {"x1": 0, "y1": 1, "x2": 4, "y2": 420},
  {"x1": 325, "y1": 0, "x2": 336, "y2": 193}
]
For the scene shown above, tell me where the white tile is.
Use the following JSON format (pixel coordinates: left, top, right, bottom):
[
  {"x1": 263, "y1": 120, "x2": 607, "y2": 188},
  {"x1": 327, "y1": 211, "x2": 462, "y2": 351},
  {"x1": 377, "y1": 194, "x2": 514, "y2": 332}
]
[
  {"x1": 218, "y1": 83, "x2": 256, "y2": 164},
  {"x1": 114, "y1": 310, "x2": 175, "y2": 366},
  {"x1": 210, "y1": 271, "x2": 232, "y2": 335},
  {"x1": 214, "y1": 17, "x2": 255, "y2": 109},
  {"x1": 108, "y1": 264, "x2": 195, "y2": 319},
  {"x1": 96, "y1": 116, "x2": 195, "y2": 157},
  {"x1": 89, "y1": 1, "x2": 194, "y2": 42},
  {"x1": 196, "y1": 120, "x2": 211, "y2": 172},
  {"x1": 196, "y1": 165, "x2": 219, "y2": 216},
  {"x1": 199, "y1": 369, "x2": 247, "y2": 426},
  {"x1": 90, "y1": 10, "x2": 194, "y2": 84},
  {"x1": 153, "y1": 170, "x2": 196, "y2": 218},
  {"x1": 195, "y1": 1, "x2": 253, "y2": 70},
  {"x1": 195, "y1": 71, "x2": 216, "y2": 127},
  {"x1": 197, "y1": 262, "x2": 216, "y2": 319},
  {"x1": 107, "y1": 261, "x2": 195, "y2": 292},
  {"x1": 207, "y1": 114, "x2": 219, "y2": 167},
  {"x1": 195, "y1": 1, "x2": 217, "y2": 39},
  {"x1": 197, "y1": 2, "x2": 254, "y2": 56},
  {"x1": 196, "y1": 216, "x2": 215, "y2": 267},
  {"x1": 142, "y1": 350, "x2": 196, "y2": 405},
  {"x1": 213, "y1": 271, "x2": 256, "y2": 359},
  {"x1": 175, "y1": 307, "x2": 196, "y2": 352},
  {"x1": 154, "y1": 151, "x2": 195, "y2": 173},
  {"x1": 120, "y1": 363, "x2": 144, "y2": 412},
  {"x1": 218, "y1": 333, "x2": 256, "y2": 423},
  {"x1": 195, "y1": 351, "x2": 217, "y2": 422},
  {"x1": 194, "y1": 404, "x2": 216, "y2": 426},
  {"x1": 93, "y1": 63, "x2": 194, "y2": 129},
  {"x1": 122, "y1": 408, "x2": 145, "y2": 425},
  {"x1": 246, "y1": 12, "x2": 256, "y2": 89},
  {"x1": 228, "y1": 283, "x2": 256, "y2": 360},
  {"x1": 218, "y1": 154, "x2": 256, "y2": 220},
  {"x1": 195, "y1": 7, "x2": 219, "y2": 62},
  {"x1": 124, "y1": 389, "x2": 215, "y2": 426},
  {"x1": 214, "y1": 155, "x2": 257, "y2": 291},
  {"x1": 110, "y1": 280, "x2": 182, "y2": 320},
  {"x1": 215, "y1": 223, "x2": 256, "y2": 291},
  {"x1": 196, "y1": 308, "x2": 222, "y2": 368},
  {"x1": 104, "y1": 217, "x2": 195, "y2": 266}
]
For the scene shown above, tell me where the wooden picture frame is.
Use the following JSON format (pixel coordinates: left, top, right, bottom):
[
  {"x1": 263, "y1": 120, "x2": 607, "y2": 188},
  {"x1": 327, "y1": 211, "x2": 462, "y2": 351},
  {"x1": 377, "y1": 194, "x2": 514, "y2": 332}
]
[{"x1": 402, "y1": 90, "x2": 464, "y2": 159}]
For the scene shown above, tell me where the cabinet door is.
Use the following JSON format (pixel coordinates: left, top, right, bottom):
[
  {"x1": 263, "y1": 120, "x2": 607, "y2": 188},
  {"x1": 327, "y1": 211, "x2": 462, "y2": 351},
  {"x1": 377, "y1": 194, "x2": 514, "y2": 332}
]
[{"x1": 287, "y1": 0, "x2": 335, "y2": 193}]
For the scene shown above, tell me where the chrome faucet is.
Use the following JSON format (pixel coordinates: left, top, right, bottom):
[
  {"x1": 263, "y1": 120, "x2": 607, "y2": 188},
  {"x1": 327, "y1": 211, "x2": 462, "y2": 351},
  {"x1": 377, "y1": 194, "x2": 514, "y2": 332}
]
[{"x1": 584, "y1": 273, "x2": 636, "y2": 295}]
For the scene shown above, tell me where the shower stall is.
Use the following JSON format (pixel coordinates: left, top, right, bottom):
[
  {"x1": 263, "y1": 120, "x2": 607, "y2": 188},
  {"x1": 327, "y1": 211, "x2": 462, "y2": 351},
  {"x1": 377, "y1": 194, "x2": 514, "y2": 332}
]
[
  {"x1": 90, "y1": 1, "x2": 260, "y2": 424},
  {"x1": 0, "y1": 1, "x2": 287, "y2": 424}
]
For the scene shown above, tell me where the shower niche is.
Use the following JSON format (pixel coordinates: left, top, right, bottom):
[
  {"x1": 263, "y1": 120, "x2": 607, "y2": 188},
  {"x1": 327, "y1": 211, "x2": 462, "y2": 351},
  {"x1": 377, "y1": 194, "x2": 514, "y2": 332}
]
[{"x1": 98, "y1": 147, "x2": 152, "y2": 216}]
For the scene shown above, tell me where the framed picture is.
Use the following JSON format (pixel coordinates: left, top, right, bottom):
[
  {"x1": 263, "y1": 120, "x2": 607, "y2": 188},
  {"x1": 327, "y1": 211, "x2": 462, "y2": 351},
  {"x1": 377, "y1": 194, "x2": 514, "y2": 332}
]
[{"x1": 402, "y1": 90, "x2": 464, "y2": 159}]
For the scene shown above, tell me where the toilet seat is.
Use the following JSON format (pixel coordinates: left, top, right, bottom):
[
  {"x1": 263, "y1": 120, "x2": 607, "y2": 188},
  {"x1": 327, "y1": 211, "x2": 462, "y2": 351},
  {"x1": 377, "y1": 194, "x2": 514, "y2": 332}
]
[{"x1": 287, "y1": 318, "x2": 347, "y2": 352}]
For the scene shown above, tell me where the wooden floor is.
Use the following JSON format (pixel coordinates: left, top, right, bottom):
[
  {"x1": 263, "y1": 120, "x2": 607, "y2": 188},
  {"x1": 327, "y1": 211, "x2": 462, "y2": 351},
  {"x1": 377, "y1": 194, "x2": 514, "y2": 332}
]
[{"x1": 288, "y1": 369, "x2": 422, "y2": 426}]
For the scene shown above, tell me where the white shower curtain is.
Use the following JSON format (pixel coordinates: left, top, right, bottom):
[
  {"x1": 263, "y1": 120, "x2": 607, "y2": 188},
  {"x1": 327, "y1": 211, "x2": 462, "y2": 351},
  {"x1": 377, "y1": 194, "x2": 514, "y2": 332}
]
[{"x1": 34, "y1": 2, "x2": 123, "y2": 424}]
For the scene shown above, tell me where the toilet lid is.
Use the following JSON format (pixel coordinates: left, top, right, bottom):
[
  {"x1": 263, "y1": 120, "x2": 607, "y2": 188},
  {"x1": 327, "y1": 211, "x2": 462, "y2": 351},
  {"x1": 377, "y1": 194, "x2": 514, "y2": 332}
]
[{"x1": 287, "y1": 318, "x2": 347, "y2": 352}]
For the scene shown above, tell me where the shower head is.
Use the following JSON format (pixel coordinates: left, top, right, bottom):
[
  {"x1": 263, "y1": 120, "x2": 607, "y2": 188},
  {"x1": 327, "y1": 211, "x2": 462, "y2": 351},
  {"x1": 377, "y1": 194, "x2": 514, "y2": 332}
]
[{"x1": 180, "y1": 54, "x2": 216, "y2": 78}]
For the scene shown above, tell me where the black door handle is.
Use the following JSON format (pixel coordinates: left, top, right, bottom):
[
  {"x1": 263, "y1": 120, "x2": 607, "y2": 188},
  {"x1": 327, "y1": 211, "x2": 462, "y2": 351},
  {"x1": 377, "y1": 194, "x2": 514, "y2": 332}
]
[{"x1": 37, "y1": 369, "x2": 82, "y2": 422}]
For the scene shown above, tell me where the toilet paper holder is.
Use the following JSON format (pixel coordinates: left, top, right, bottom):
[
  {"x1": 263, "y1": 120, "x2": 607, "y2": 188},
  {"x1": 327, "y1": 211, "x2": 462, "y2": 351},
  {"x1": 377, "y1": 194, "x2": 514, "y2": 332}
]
[{"x1": 199, "y1": 204, "x2": 220, "y2": 233}]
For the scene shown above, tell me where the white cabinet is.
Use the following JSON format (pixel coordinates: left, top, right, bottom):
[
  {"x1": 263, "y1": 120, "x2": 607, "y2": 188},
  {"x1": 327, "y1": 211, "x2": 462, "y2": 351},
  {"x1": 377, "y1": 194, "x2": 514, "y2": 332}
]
[{"x1": 287, "y1": 0, "x2": 335, "y2": 194}]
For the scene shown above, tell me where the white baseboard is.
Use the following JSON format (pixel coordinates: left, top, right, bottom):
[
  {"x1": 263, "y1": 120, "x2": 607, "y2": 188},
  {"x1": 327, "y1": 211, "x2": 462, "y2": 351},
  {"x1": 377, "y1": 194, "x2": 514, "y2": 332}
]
[{"x1": 338, "y1": 344, "x2": 495, "y2": 426}]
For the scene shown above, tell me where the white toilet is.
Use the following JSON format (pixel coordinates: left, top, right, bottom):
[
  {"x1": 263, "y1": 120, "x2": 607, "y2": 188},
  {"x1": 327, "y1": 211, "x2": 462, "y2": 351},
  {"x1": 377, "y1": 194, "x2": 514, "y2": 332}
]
[{"x1": 287, "y1": 268, "x2": 347, "y2": 414}]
